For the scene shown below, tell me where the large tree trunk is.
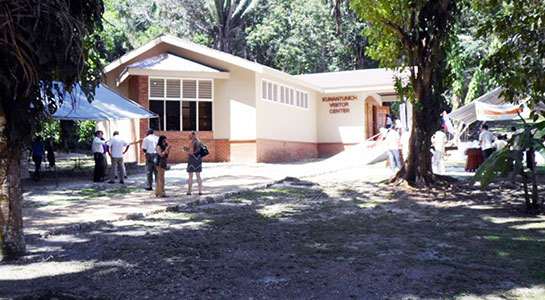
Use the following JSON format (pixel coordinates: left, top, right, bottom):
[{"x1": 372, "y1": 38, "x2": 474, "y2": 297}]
[
  {"x1": 398, "y1": 73, "x2": 443, "y2": 187},
  {"x1": 0, "y1": 105, "x2": 25, "y2": 260}
]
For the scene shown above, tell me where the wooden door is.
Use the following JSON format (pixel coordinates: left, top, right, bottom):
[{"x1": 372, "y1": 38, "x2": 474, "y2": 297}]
[
  {"x1": 376, "y1": 106, "x2": 390, "y2": 130},
  {"x1": 366, "y1": 102, "x2": 374, "y2": 138}
]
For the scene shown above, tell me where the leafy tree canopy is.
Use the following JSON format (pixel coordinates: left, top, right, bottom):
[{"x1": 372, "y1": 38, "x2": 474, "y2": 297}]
[{"x1": 475, "y1": 0, "x2": 545, "y2": 117}]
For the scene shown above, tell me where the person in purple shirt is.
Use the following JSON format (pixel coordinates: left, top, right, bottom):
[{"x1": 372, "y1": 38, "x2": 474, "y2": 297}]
[{"x1": 102, "y1": 138, "x2": 109, "y2": 180}]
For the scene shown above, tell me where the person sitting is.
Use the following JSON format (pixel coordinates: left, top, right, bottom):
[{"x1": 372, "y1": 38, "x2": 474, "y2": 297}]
[{"x1": 493, "y1": 134, "x2": 508, "y2": 151}]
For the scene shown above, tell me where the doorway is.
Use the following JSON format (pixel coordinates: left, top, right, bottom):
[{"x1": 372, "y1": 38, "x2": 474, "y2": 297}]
[{"x1": 365, "y1": 96, "x2": 390, "y2": 139}]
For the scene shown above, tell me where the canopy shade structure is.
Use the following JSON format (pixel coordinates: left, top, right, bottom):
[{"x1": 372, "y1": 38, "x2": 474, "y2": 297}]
[
  {"x1": 50, "y1": 83, "x2": 157, "y2": 121},
  {"x1": 449, "y1": 88, "x2": 521, "y2": 124}
]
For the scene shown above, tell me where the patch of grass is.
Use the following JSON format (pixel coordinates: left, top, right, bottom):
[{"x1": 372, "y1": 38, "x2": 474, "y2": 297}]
[
  {"x1": 189, "y1": 215, "x2": 204, "y2": 222},
  {"x1": 238, "y1": 188, "x2": 308, "y2": 200},
  {"x1": 47, "y1": 186, "x2": 139, "y2": 206},
  {"x1": 148, "y1": 212, "x2": 192, "y2": 220},
  {"x1": 47, "y1": 198, "x2": 87, "y2": 206}
]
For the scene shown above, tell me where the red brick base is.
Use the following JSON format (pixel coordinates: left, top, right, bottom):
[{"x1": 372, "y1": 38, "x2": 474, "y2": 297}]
[
  {"x1": 256, "y1": 139, "x2": 318, "y2": 163},
  {"x1": 136, "y1": 134, "x2": 358, "y2": 164},
  {"x1": 230, "y1": 140, "x2": 257, "y2": 162},
  {"x1": 138, "y1": 131, "x2": 215, "y2": 163},
  {"x1": 317, "y1": 143, "x2": 359, "y2": 158}
]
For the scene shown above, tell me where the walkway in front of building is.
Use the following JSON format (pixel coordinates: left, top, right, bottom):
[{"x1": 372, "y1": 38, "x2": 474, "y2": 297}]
[{"x1": 22, "y1": 153, "x2": 395, "y2": 236}]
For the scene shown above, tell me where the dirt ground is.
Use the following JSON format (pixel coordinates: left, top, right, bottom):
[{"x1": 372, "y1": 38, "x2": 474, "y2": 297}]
[{"x1": 1, "y1": 167, "x2": 545, "y2": 300}]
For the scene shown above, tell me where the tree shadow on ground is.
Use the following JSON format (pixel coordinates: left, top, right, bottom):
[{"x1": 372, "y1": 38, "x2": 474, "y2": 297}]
[{"x1": 1, "y1": 177, "x2": 544, "y2": 299}]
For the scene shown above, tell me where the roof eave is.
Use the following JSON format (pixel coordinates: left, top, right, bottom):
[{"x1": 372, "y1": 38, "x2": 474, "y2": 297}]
[
  {"x1": 117, "y1": 68, "x2": 230, "y2": 86},
  {"x1": 322, "y1": 85, "x2": 397, "y2": 94},
  {"x1": 262, "y1": 67, "x2": 323, "y2": 92},
  {"x1": 105, "y1": 35, "x2": 263, "y2": 75}
]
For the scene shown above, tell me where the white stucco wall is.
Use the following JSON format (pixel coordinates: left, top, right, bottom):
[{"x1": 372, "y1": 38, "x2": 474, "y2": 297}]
[
  {"x1": 255, "y1": 75, "x2": 317, "y2": 143},
  {"x1": 213, "y1": 65, "x2": 256, "y2": 140},
  {"x1": 96, "y1": 118, "x2": 140, "y2": 163},
  {"x1": 317, "y1": 93, "x2": 366, "y2": 144}
]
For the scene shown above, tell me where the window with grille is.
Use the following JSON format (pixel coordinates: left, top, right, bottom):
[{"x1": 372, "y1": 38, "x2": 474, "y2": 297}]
[
  {"x1": 148, "y1": 78, "x2": 213, "y2": 131},
  {"x1": 261, "y1": 79, "x2": 309, "y2": 110}
]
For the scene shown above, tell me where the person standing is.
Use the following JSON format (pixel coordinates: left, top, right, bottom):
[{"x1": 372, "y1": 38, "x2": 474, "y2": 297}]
[
  {"x1": 385, "y1": 127, "x2": 402, "y2": 172},
  {"x1": 184, "y1": 131, "x2": 203, "y2": 195},
  {"x1": 155, "y1": 135, "x2": 171, "y2": 197},
  {"x1": 107, "y1": 131, "x2": 129, "y2": 184},
  {"x1": 385, "y1": 114, "x2": 393, "y2": 129},
  {"x1": 479, "y1": 124, "x2": 496, "y2": 160},
  {"x1": 45, "y1": 138, "x2": 55, "y2": 169},
  {"x1": 92, "y1": 131, "x2": 106, "y2": 182},
  {"x1": 431, "y1": 129, "x2": 447, "y2": 174},
  {"x1": 141, "y1": 129, "x2": 159, "y2": 191},
  {"x1": 101, "y1": 137, "x2": 108, "y2": 180},
  {"x1": 31, "y1": 136, "x2": 45, "y2": 180}
]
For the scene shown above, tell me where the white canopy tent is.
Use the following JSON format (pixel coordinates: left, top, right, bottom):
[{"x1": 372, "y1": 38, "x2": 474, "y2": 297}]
[
  {"x1": 50, "y1": 83, "x2": 157, "y2": 121},
  {"x1": 41, "y1": 83, "x2": 157, "y2": 184},
  {"x1": 448, "y1": 88, "x2": 523, "y2": 124},
  {"x1": 448, "y1": 88, "x2": 523, "y2": 142}
]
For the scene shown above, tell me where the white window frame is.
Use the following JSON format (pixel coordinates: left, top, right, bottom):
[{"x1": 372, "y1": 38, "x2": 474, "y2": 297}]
[
  {"x1": 148, "y1": 77, "x2": 214, "y2": 131},
  {"x1": 261, "y1": 79, "x2": 309, "y2": 110}
]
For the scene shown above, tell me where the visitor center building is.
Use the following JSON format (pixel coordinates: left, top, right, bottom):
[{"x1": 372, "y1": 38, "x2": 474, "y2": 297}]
[{"x1": 99, "y1": 35, "x2": 407, "y2": 164}]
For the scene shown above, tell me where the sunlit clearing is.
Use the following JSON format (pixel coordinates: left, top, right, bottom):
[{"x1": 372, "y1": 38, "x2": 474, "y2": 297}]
[
  {"x1": 258, "y1": 204, "x2": 304, "y2": 217},
  {"x1": 483, "y1": 216, "x2": 545, "y2": 224},
  {"x1": 511, "y1": 222, "x2": 545, "y2": 230},
  {"x1": 457, "y1": 285, "x2": 545, "y2": 300},
  {"x1": 0, "y1": 260, "x2": 96, "y2": 280},
  {"x1": 466, "y1": 205, "x2": 498, "y2": 210}
]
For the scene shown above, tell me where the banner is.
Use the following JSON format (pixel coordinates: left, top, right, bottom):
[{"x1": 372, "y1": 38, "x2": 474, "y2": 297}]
[{"x1": 475, "y1": 101, "x2": 521, "y2": 121}]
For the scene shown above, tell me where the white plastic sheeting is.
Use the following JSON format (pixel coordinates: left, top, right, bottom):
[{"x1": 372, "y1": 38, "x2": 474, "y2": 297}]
[
  {"x1": 474, "y1": 101, "x2": 522, "y2": 121},
  {"x1": 50, "y1": 83, "x2": 157, "y2": 121},
  {"x1": 448, "y1": 88, "x2": 516, "y2": 124}
]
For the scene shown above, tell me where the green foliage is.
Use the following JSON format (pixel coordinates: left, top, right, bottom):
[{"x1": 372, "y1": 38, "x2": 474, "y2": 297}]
[
  {"x1": 101, "y1": 0, "x2": 377, "y2": 69},
  {"x1": 445, "y1": 7, "x2": 497, "y2": 109},
  {"x1": 76, "y1": 120, "x2": 97, "y2": 143},
  {"x1": 474, "y1": 121, "x2": 544, "y2": 210},
  {"x1": 35, "y1": 119, "x2": 61, "y2": 143},
  {"x1": 475, "y1": 0, "x2": 545, "y2": 112},
  {"x1": 0, "y1": 0, "x2": 105, "y2": 145},
  {"x1": 246, "y1": 0, "x2": 376, "y2": 74},
  {"x1": 104, "y1": 0, "x2": 259, "y2": 57},
  {"x1": 350, "y1": 0, "x2": 415, "y2": 69},
  {"x1": 247, "y1": 0, "x2": 336, "y2": 74}
]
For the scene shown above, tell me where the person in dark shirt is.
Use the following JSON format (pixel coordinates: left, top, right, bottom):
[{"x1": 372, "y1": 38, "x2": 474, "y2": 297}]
[
  {"x1": 32, "y1": 136, "x2": 45, "y2": 180},
  {"x1": 45, "y1": 138, "x2": 55, "y2": 168}
]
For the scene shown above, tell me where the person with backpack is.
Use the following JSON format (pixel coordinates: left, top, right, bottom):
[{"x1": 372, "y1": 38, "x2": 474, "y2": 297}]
[{"x1": 184, "y1": 131, "x2": 206, "y2": 195}]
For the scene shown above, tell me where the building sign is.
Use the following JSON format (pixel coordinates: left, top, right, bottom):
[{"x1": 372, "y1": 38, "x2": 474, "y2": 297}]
[{"x1": 322, "y1": 96, "x2": 357, "y2": 114}]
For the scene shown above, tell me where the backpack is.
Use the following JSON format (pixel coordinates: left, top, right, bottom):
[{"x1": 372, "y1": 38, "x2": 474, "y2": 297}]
[{"x1": 199, "y1": 144, "x2": 209, "y2": 157}]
